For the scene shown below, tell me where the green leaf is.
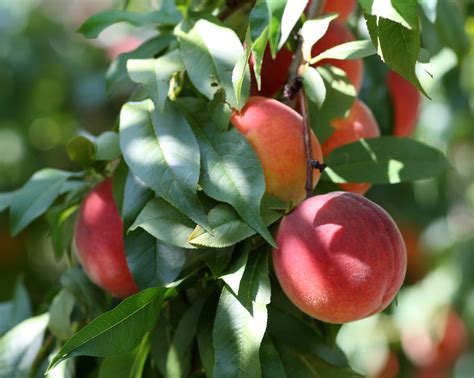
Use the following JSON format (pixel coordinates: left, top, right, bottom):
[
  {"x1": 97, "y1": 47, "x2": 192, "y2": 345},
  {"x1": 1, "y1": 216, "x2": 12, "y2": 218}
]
[
  {"x1": 94, "y1": 131, "x2": 121, "y2": 161},
  {"x1": 125, "y1": 230, "x2": 188, "y2": 289},
  {"x1": 260, "y1": 335, "x2": 287, "y2": 378},
  {"x1": 237, "y1": 250, "x2": 271, "y2": 308},
  {"x1": 248, "y1": 1, "x2": 270, "y2": 89},
  {"x1": 47, "y1": 287, "x2": 170, "y2": 372},
  {"x1": 127, "y1": 50, "x2": 185, "y2": 113},
  {"x1": 44, "y1": 347, "x2": 75, "y2": 378},
  {"x1": 176, "y1": 98, "x2": 276, "y2": 247},
  {"x1": 275, "y1": 343, "x2": 363, "y2": 378},
  {"x1": 106, "y1": 34, "x2": 175, "y2": 93},
  {"x1": 419, "y1": 0, "x2": 437, "y2": 23},
  {"x1": 47, "y1": 204, "x2": 79, "y2": 259},
  {"x1": 359, "y1": 0, "x2": 418, "y2": 30},
  {"x1": 119, "y1": 99, "x2": 210, "y2": 232},
  {"x1": 322, "y1": 136, "x2": 451, "y2": 184},
  {"x1": 189, "y1": 201, "x2": 282, "y2": 248},
  {"x1": 310, "y1": 40, "x2": 376, "y2": 63},
  {"x1": 165, "y1": 299, "x2": 205, "y2": 378},
  {"x1": 279, "y1": 0, "x2": 307, "y2": 49},
  {"x1": 267, "y1": 0, "x2": 287, "y2": 57},
  {"x1": 303, "y1": 67, "x2": 326, "y2": 109},
  {"x1": 176, "y1": 19, "x2": 245, "y2": 109},
  {"x1": 10, "y1": 169, "x2": 73, "y2": 236},
  {"x1": 150, "y1": 311, "x2": 173, "y2": 376},
  {"x1": 197, "y1": 302, "x2": 216, "y2": 378},
  {"x1": 130, "y1": 197, "x2": 196, "y2": 249},
  {"x1": 198, "y1": 247, "x2": 235, "y2": 278},
  {"x1": 220, "y1": 243, "x2": 250, "y2": 296},
  {"x1": 231, "y1": 33, "x2": 251, "y2": 111},
  {"x1": 365, "y1": 14, "x2": 428, "y2": 97},
  {"x1": 212, "y1": 287, "x2": 267, "y2": 378},
  {"x1": 305, "y1": 66, "x2": 356, "y2": 144},
  {"x1": 0, "y1": 277, "x2": 32, "y2": 335},
  {"x1": 98, "y1": 333, "x2": 151, "y2": 378},
  {"x1": 0, "y1": 313, "x2": 49, "y2": 378},
  {"x1": 0, "y1": 191, "x2": 14, "y2": 212},
  {"x1": 48, "y1": 289, "x2": 75, "y2": 341},
  {"x1": 301, "y1": 15, "x2": 338, "y2": 62},
  {"x1": 66, "y1": 136, "x2": 96, "y2": 166},
  {"x1": 78, "y1": 10, "x2": 182, "y2": 39},
  {"x1": 122, "y1": 172, "x2": 153, "y2": 230}
]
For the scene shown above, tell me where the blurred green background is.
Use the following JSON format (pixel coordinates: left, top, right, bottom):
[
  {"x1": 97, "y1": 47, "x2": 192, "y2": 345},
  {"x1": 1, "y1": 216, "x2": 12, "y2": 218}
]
[{"x1": 0, "y1": 0, "x2": 473, "y2": 377}]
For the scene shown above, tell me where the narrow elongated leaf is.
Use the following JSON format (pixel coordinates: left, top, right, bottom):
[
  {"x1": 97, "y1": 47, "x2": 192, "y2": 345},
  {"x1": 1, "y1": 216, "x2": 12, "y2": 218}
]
[
  {"x1": 419, "y1": 0, "x2": 438, "y2": 23},
  {"x1": 0, "y1": 277, "x2": 32, "y2": 335},
  {"x1": 238, "y1": 250, "x2": 271, "y2": 308},
  {"x1": 47, "y1": 204, "x2": 79, "y2": 259},
  {"x1": 310, "y1": 40, "x2": 376, "y2": 63},
  {"x1": 165, "y1": 299, "x2": 205, "y2": 377},
  {"x1": 78, "y1": 10, "x2": 182, "y2": 38},
  {"x1": 125, "y1": 230, "x2": 188, "y2": 289},
  {"x1": 0, "y1": 191, "x2": 14, "y2": 212},
  {"x1": 127, "y1": 50, "x2": 185, "y2": 113},
  {"x1": 98, "y1": 333, "x2": 150, "y2": 378},
  {"x1": 213, "y1": 287, "x2": 267, "y2": 378},
  {"x1": 267, "y1": 0, "x2": 287, "y2": 56},
  {"x1": 301, "y1": 15, "x2": 338, "y2": 62},
  {"x1": 119, "y1": 99, "x2": 210, "y2": 232},
  {"x1": 177, "y1": 98, "x2": 276, "y2": 247},
  {"x1": 220, "y1": 243, "x2": 250, "y2": 296},
  {"x1": 231, "y1": 35, "x2": 251, "y2": 111},
  {"x1": 279, "y1": 0, "x2": 307, "y2": 49},
  {"x1": 10, "y1": 169, "x2": 73, "y2": 236},
  {"x1": 106, "y1": 34, "x2": 175, "y2": 93},
  {"x1": 248, "y1": 1, "x2": 270, "y2": 89},
  {"x1": 48, "y1": 289, "x2": 75, "y2": 340},
  {"x1": 0, "y1": 313, "x2": 49, "y2": 378},
  {"x1": 47, "y1": 287, "x2": 170, "y2": 372},
  {"x1": 0, "y1": 303, "x2": 12, "y2": 335},
  {"x1": 303, "y1": 67, "x2": 326, "y2": 109},
  {"x1": 189, "y1": 202, "x2": 282, "y2": 248},
  {"x1": 322, "y1": 136, "x2": 450, "y2": 184},
  {"x1": 359, "y1": 0, "x2": 418, "y2": 30},
  {"x1": 260, "y1": 335, "x2": 287, "y2": 378},
  {"x1": 130, "y1": 197, "x2": 196, "y2": 249},
  {"x1": 176, "y1": 19, "x2": 245, "y2": 109}
]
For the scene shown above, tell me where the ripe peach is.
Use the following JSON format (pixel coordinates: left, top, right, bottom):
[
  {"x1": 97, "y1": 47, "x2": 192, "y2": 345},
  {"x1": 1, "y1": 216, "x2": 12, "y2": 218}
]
[
  {"x1": 312, "y1": 21, "x2": 364, "y2": 92},
  {"x1": 273, "y1": 192, "x2": 407, "y2": 323},
  {"x1": 307, "y1": 0, "x2": 357, "y2": 22},
  {"x1": 402, "y1": 310, "x2": 467, "y2": 370},
  {"x1": 230, "y1": 96, "x2": 323, "y2": 204},
  {"x1": 75, "y1": 179, "x2": 138, "y2": 298},
  {"x1": 387, "y1": 70, "x2": 421, "y2": 137},
  {"x1": 249, "y1": 45, "x2": 294, "y2": 97},
  {"x1": 322, "y1": 99, "x2": 380, "y2": 195}
]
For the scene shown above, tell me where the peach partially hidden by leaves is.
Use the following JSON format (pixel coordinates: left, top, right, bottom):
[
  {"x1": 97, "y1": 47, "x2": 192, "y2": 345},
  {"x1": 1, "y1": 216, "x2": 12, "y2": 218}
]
[
  {"x1": 312, "y1": 21, "x2": 364, "y2": 92},
  {"x1": 75, "y1": 179, "x2": 138, "y2": 298},
  {"x1": 273, "y1": 192, "x2": 407, "y2": 323},
  {"x1": 231, "y1": 96, "x2": 323, "y2": 204},
  {"x1": 322, "y1": 99, "x2": 381, "y2": 195},
  {"x1": 307, "y1": 0, "x2": 357, "y2": 22},
  {"x1": 387, "y1": 70, "x2": 421, "y2": 137}
]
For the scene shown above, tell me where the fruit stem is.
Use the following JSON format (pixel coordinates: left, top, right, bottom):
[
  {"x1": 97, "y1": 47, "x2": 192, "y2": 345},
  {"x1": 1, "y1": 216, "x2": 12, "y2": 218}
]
[{"x1": 299, "y1": 90, "x2": 314, "y2": 199}]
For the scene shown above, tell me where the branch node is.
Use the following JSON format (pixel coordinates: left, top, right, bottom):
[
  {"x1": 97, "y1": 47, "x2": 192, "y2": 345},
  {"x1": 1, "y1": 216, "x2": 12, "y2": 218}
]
[
  {"x1": 284, "y1": 76, "x2": 304, "y2": 100},
  {"x1": 310, "y1": 160, "x2": 327, "y2": 172}
]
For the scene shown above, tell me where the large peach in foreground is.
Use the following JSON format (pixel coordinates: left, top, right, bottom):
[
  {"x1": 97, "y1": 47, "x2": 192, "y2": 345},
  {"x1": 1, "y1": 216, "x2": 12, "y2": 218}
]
[
  {"x1": 75, "y1": 179, "x2": 138, "y2": 298},
  {"x1": 231, "y1": 96, "x2": 323, "y2": 204},
  {"x1": 312, "y1": 21, "x2": 364, "y2": 92},
  {"x1": 273, "y1": 192, "x2": 407, "y2": 323},
  {"x1": 387, "y1": 70, "x2": 421, "y2": 137},
  {"x1": 322, "y1": 99, "x2": 380, "y2": 195}
]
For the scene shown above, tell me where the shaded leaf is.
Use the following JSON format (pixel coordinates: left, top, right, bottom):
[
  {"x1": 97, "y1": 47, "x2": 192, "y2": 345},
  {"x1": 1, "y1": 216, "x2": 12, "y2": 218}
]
[
  {"x1": 122, "y1": 172, "x2": 153, "y2": 230},
  {"x1": 322, "y1": 136, "x2": 450, "y2": 184},
  {"x1": 48, "y1": 289, "x2": 75, "y2": 340},
  {"x1": 47, "y1": 287, "x2": 170, "y2": 372},
  {"x1": 260, "y1": 335, "x2": 287, "y2": 378},
  {"x1": 310, "y1": 40, "x2": 376, "y2": 63}
]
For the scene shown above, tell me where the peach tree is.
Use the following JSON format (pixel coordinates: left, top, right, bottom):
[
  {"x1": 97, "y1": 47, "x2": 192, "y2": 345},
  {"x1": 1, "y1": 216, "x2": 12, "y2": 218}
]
[{"x1": 0, "y1": 0, "x2": 462, "y2": 376}]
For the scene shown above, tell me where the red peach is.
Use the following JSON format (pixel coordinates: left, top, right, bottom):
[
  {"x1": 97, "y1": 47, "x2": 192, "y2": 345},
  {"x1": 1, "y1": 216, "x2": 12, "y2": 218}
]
[
  {"x1": 322, "y1": 99, "x2": 380, "y2": 195},
  {"x1": 312, "y1": 21, "x2": 364, "y2": 92},
  {"x1": 273, "y1": 192, "x2": 407, "y2": 323},
  {"x1": 387, "y1": 70, "x2": 421, "y2": 137},
  {"x1": 307, "y1": 0, "x2": 357, "y2": 22},
  {"x1": 230, "y1": 96, "x2": 323, "y2": 204},
  {"x1": 75, "y1": 179, "x2": 138, "y2": 298}
]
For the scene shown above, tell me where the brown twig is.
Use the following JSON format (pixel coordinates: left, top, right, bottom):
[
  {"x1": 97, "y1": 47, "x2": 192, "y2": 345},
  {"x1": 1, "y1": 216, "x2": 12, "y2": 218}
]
[{"x1": 291, "y1": 0, "x2": 327, "y2": 199}]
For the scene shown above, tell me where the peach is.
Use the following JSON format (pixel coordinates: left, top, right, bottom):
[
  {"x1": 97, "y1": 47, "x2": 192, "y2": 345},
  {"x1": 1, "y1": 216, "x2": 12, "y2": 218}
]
[
  {"x1": 312, "y1": 21, "x2": 364, "y2": 92},
  {"x1": 322, "y1": 99, "x2": 380, "y2": 195},
  {"x1": 307, "y1": 0, "x2": 357, "y2": 22},
  {"x1": 402, "y1": 309, "x2": 467, "y2": 369},
  {"x1": 387, "y1": 70, "x2": 421, "y2": 137},
  {"x1": 230, "y1": 96, "x2": 323, "y2": 204},
  {"x1": 273, "y1": 191, "x2": 407, "y2": 323},
  {"x1": 75, "y1": 179, "x2": 138, "y2": 298},
  {"x1": 249, "y1": 45, "x2": 294, "y2": 97}
]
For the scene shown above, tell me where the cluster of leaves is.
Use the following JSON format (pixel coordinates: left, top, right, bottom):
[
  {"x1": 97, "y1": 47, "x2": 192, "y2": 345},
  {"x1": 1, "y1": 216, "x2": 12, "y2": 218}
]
[{"x1": 0, "y1": 0, "x2": 459, "y2": 377}]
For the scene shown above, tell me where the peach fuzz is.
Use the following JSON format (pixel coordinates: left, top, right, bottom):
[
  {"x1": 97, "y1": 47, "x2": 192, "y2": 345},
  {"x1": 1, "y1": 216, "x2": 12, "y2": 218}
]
[
  {"x1": 387, "y1": 70, "x2": 421, "y2": 137},
  {"x1": 75, "y1": 179, "x2": 138, "y2": 298},
  {"x1": 230, "y1": 96, "x2": 323, "y2": 204},
  {"x1": 312, "y1": 21, "x2": 363, "y2": 92},
  {"x1": 322, "y1": 99, "x2": 380, "y2": 195},
  {"x1": 273, "y1": 192, "x2": 407, "y2": 323},
  {"x1": 307, "y1": 0, "x2": 357, "y2": 22}
]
